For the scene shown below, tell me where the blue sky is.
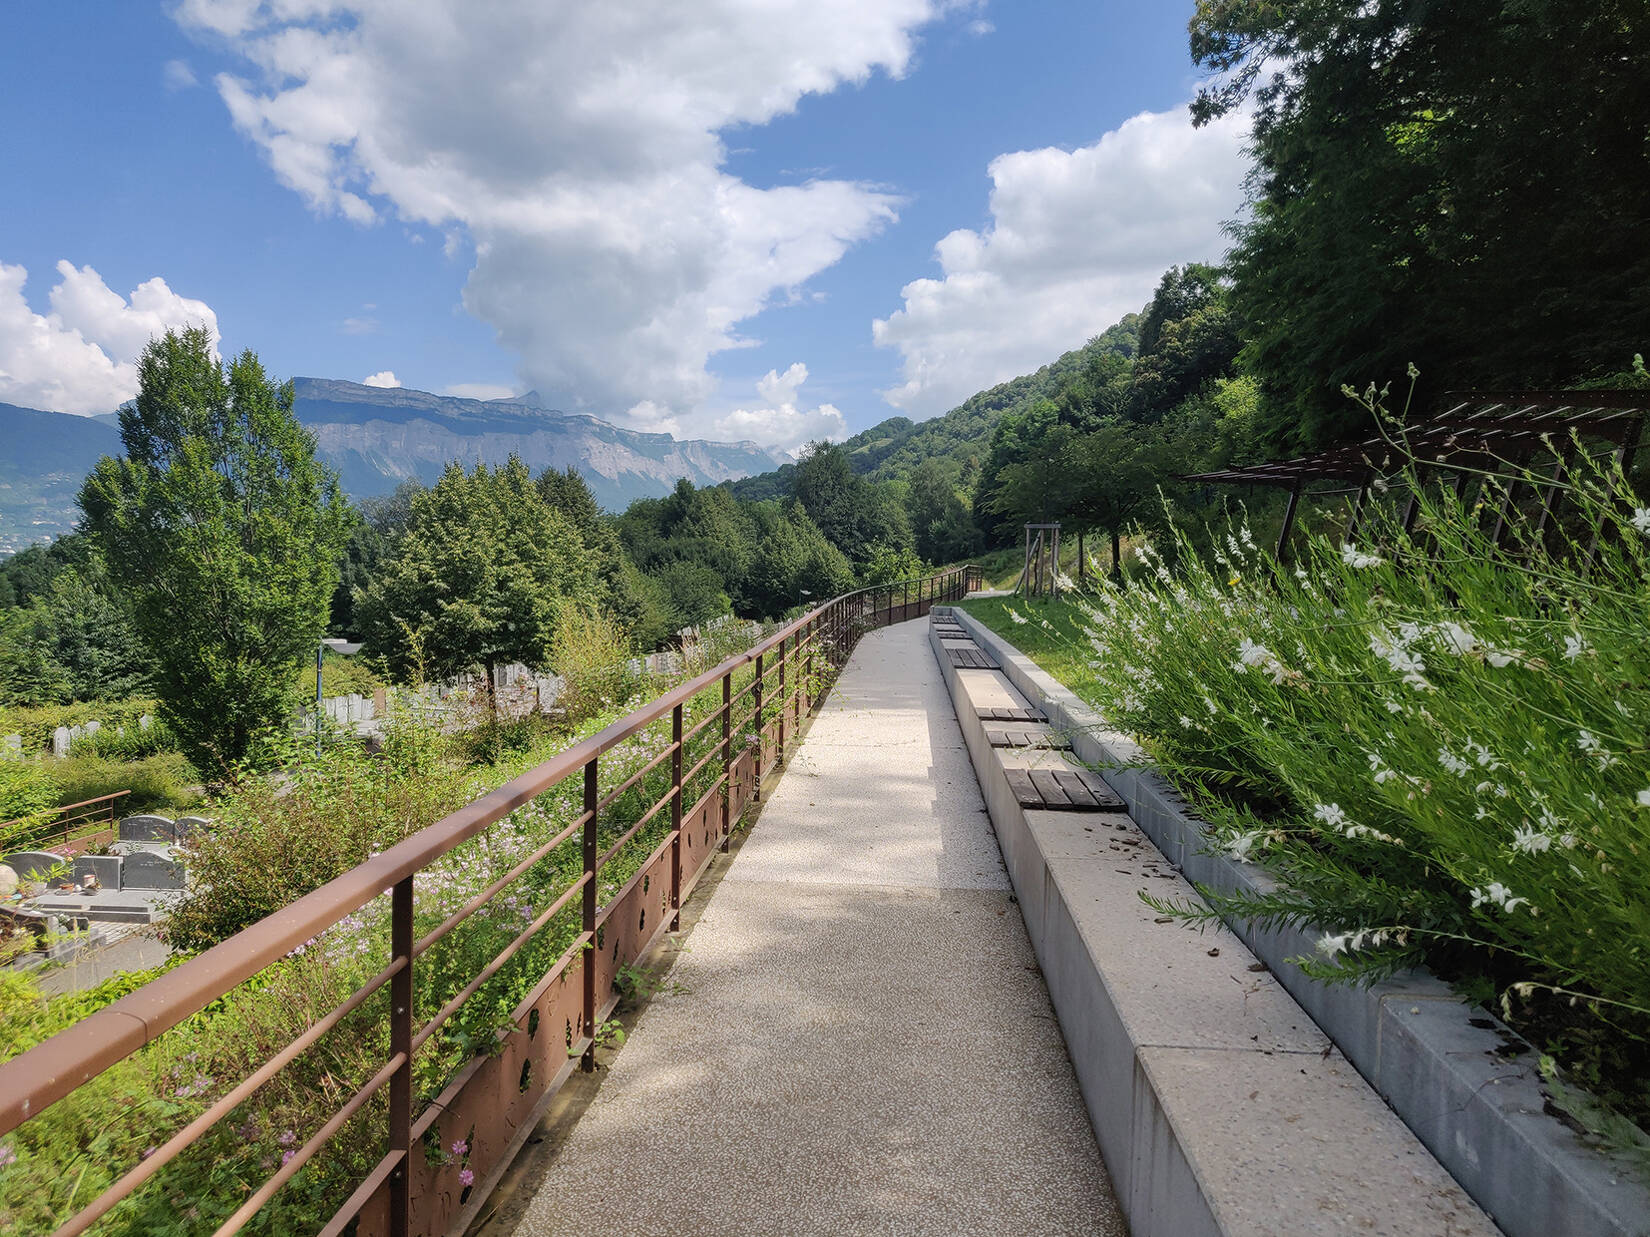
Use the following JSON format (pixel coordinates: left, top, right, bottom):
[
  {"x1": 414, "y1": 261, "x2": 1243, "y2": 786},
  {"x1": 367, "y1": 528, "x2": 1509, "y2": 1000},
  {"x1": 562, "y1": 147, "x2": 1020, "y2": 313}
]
[{"x1": 0, "y1": 2, "x2": 1250, "y2": 449}]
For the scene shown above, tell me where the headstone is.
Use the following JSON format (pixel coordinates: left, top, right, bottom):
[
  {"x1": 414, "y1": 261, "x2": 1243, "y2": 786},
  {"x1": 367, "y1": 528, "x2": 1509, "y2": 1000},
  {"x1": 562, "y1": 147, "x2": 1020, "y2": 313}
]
[
  {"x1": 0, "y1": 865, "x2": 17, "y2": 898},
  {"x1": 119, "y1": 815, "x2": 176, "y2": 843},
  {"x1": 83, "y1": 720, "x2": 101, "y2": 738},
  {"x1": 4, "y1": 851, "x2": 68, "y2": 882},
  {"x1": 122, "y1": 850, "x2": 184, "y2": 890},
  {"x1": 174, "y1": 816, "x2": 211, "y2": 839},
  {"x1": 1, "y1": 734, "x2": 20, "y2": 759},
  {"x1": 73, "y1": 855, "x2": 122, "y2": 891},
  {"x1": 139, "y1": 714, "x2": 153, "y2": 731},
  {"x1": 53, "y1": 726, "x2": 72, "y2": 758}
]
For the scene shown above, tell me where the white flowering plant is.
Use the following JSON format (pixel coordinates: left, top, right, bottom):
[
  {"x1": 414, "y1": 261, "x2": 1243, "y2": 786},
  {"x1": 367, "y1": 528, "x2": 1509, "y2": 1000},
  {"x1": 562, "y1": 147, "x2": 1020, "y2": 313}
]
[{"x1": 968, "y1": 424, "x2": 1650, "y2": 1130}]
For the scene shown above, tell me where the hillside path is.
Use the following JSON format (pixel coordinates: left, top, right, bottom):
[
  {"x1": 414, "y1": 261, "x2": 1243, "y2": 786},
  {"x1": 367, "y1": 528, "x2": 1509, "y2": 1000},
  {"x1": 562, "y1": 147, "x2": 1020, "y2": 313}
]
[{"x1": 508, "y1": 617, "x2": 1121, "y2": 1236}]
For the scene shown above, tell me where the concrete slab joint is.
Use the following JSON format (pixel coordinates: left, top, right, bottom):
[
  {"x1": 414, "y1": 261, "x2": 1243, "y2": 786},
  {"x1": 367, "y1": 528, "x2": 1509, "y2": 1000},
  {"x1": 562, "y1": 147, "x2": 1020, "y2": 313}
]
[{"x1": 934, "y1": 605, "x2": 1650, "y2": 1237}]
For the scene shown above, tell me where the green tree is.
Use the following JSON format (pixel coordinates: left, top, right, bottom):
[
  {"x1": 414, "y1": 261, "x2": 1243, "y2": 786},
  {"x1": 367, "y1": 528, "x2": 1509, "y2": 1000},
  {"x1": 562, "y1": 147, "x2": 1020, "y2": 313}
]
[
  {"x1": 743, "y1": 500, "x2": 854, "y2": 615},
  {"x1": 906, "y1": 459, "x2": 981, "y2": 565},
  {"x1": 792, "y1": 441, "x2": 911, "y2": 565},
  {"x1": 354, "y1": 457, "x2": 598, "y2": 704},
  {"x1": 1191, "y1": 0, "x2": 1650, "y2": 448},
  {"x1": 79, "y1": 328, "x2": 349, "y2": 773}
]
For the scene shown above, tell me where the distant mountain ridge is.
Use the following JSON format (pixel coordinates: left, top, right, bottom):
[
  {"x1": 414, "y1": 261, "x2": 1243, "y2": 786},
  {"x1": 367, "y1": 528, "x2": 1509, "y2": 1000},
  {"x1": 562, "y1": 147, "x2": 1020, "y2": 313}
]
[
  {"x1": 0, "y1": 379, "x2": 789, "y2": 553},
  {"x1": 291, "y1": 378, "x2": 788, "y2": 511}
]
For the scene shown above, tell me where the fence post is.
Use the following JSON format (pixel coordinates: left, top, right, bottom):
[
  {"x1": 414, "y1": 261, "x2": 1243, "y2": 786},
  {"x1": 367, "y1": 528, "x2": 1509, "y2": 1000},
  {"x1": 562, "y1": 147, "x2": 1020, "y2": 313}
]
[
  {"x1": 806, "y1": 616, "x2": 817, "y2": 716},
  {"x1": 581, "y1": 757, "x2": 598, "y2": 1070},
  {"x1": 721, "y1": 671, "x2": 732, "y2": 851},
  {"x1": 777, "y1": 633, "x2": 787, "y2": 764},
  {"x1": 670, "y1": 703, "x2": 683, "y2": 930},
  {"x1": 753, "y1": 652, "x2": 764, "y2": 801},
  {"x1": 388, "y1": 875, "x2": 413, "y2": 1237}
]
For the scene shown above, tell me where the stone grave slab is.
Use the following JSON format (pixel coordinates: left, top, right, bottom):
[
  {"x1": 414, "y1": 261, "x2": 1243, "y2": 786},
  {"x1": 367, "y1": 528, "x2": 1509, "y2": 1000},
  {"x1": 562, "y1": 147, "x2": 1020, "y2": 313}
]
[
  {"x1": 3, "y1": 851, "x2": 68, "y2": 881},
  {"x1": 122, "y1": 850, "x2": 185, "y2": 890},
  {"x1": 73, "y1": 855, "x2": 122, "y2": 890},
  {"x1": 119, "y1": 815, "x2": 176, "y2": 843}
]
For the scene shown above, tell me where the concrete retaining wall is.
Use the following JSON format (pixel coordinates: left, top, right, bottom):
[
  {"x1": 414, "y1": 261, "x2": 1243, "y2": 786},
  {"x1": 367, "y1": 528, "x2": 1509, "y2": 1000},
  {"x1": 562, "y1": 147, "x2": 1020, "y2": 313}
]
[{"x1": 938, "y1": 605, "x2": 1650, "y2": 1237}]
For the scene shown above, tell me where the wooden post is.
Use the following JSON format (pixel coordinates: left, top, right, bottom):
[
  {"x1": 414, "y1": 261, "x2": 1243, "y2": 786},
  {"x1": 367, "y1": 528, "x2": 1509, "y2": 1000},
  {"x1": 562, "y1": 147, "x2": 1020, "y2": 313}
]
[
  {"x1": 720, "y1": 672, "x2": 732, "y2": 851},
  {"x1": 388, "y1": 876, "x2": 413, "y2": 1237},
  {"x1": 669, "y1": 703, "x2": 682, "y2": 930},
  {"x1": 581, "y1": 758, "x2": 598, "y2": 1070}
]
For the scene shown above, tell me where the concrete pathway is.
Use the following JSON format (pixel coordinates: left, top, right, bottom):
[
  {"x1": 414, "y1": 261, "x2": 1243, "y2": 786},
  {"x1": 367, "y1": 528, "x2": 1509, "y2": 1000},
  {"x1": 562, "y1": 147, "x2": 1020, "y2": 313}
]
[{"x1": 511, "y1": 618, "x2": 1122, "y2": 1237}]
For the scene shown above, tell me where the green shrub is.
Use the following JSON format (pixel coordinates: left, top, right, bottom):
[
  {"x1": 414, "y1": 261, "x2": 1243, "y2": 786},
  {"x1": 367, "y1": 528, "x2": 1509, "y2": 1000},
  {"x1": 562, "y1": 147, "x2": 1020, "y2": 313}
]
[
  {"x1": 0, "y1": 698, "x2": 157, "y2": 754},
  {"x1": 549, "y1": 607, "x2": 640, "y2": 726},
  {"x1": 49, "y1": 752, "x2": 197, "y2": 814},
  {"x1": 69, "y1": 717, "x2": 179, "y2": 762}
]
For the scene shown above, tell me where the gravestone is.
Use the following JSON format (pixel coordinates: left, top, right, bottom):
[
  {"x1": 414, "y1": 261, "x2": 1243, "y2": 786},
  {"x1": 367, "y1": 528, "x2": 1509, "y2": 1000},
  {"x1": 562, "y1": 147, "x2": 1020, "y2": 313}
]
[
  {"x1": 119, "y1": 815, "x2": 176, "y2": 843},
  {"x1": 73, "y1": 855, "x2": 122, "y2": 891},
  {"x1": 110, "y1": 841, "x2": 168, "y2": 857},
  {"x1": 175, "y1": 816, "x2": 211, "y2": 839},
  {"x1": 1, "y1": 734, "x2": 20, "y2": 760},
  {"x1": 122, "y1": 850, "x2": 184, "y2": 890},
  {"x1": 4, "y1": 851, "x2": 68, "y2": 881},
  {"x1": 53, "y1": 726, "x2": 72, "y2": 758},
  {"x1": 0, "y1": 865, "x2": 17, "y2": 898}
]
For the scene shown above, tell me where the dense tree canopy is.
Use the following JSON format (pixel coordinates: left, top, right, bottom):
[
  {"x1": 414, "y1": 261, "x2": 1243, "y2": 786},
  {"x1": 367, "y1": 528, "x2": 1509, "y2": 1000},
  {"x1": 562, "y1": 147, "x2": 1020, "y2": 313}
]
[
  {"x1": 1192, "y1": 0, "x2": 1650, "y2": 448},
  {"x1": 79, "y1": 328, "x2": 349, "y2": 773},
  {"x1": 354, "y1": 457, "x2": 598, "y2": 696}
]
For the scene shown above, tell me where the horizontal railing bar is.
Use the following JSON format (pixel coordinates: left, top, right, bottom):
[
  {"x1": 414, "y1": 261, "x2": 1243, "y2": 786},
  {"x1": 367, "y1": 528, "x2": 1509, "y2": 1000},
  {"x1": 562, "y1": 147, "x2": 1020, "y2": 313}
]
[
  {"x1": 680, "y1": 699, "x2": 729, "y2": 744},
  {"x1": 0, "y1": 565, "x2": 974, "y2": 1142},
  {"x1": 316, "y1": 1148, "x2": 405, "y2": 1237},
  {"x1": 414, "y1": 813, "x2": 587, "y2": 957},
  {"x1": 211, "y1": 1051, "x2": 407, "y2": 1237},
  {"x1": 412, "y1": 883, "x2": 591, "y2": 1053},
  {"x1": 593, "y1": 741, "x2": 678, "y2": 815},
  {"x1": 595, "y1": 785, "x2": 675, "y2": 871},
  {"x1": 680, "y1": 743, "x2": 722, "y2": 788},
  {"x1": 594, "y1": 831, "x2": 677, "y2": 933},
  {"x1": 48, "y1": 952, "x2": 409, "y2": 1237}
]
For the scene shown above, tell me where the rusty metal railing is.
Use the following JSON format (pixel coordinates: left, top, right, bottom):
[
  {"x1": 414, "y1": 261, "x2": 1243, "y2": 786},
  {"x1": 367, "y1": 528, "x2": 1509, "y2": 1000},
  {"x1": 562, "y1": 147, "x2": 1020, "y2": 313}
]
[
  {"x1": 1, "y1": 790, "x2": 130, "y2": 857},
  {"x1": 0, "y1": 564, "x2": 981, "y2": 1237}
]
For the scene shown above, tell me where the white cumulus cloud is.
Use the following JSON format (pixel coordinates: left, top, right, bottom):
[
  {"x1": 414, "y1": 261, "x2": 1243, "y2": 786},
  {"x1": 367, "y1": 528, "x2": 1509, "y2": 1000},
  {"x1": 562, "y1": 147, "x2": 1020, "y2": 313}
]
[
  {"x1": 714, "y1": 362, "x2": 848, "y2": 452},
  {"x1": 178, "y1": 0, "x2": 951, "y2": 442},
  {"x1": 872, "y1": 105, "x2": 1251, "y2": 418},
  {"x1": 362, "y1": 370, "x2": 400, "y2": 388},
  {"x1": 0, "y1": 260, "x2": 219, "y2": 415}
]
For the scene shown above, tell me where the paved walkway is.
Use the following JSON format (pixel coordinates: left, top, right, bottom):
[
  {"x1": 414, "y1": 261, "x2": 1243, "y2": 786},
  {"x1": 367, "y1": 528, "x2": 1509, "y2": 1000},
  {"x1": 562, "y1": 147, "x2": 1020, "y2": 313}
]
[{"x1": 512, "y1": 618, "x2": 1121, "y2": 1236}]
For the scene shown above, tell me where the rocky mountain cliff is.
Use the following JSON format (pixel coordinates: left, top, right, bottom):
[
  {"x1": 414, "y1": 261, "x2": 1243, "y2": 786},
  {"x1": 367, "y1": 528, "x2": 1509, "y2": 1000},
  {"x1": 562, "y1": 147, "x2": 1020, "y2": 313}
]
[{"x1": 0, "y1": 381, "x2": 789, "y2": 552}]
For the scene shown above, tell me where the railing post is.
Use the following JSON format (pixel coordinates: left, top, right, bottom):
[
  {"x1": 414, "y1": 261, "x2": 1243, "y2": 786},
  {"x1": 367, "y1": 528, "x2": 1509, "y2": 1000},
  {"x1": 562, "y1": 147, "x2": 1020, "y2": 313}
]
[
  {"x1": 388, "y1": 875, "x2": 413, "y2": 1237},
  {"x1": 778, "y1": 632, "x2": 787, "y2": 764},
  {"x1": 670, "y1": 703, "x2": 683, "y2": 930},
  {"x1": 806, "y1": 616, "x2": 817, "y2": 716},
  {"x1": 581, "y1": 757, "x2": 597, "y2": 1071},
  {"x1": 753, "y1": 652, "x2": 764, "y2": 801},
  {"x1": 720, "y1": 671, "x2": 732, "y2": 851}
]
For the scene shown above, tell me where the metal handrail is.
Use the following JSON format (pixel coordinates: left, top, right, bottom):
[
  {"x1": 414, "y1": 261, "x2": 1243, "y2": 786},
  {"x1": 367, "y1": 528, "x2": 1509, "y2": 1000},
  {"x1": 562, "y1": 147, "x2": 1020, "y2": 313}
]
[{"x1": 0, "y1": 563, "x2": 982, "y2": 1236}]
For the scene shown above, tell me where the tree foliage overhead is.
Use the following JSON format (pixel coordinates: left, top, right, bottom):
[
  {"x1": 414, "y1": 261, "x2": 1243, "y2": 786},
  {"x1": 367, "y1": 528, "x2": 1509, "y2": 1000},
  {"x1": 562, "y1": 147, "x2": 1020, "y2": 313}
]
[
  {"x1": 78, "y1": 328, "x2": 349, "y2": 773},
  {"x1": 1192, "y1": 0, "x2": 1650, "y2": 449}
]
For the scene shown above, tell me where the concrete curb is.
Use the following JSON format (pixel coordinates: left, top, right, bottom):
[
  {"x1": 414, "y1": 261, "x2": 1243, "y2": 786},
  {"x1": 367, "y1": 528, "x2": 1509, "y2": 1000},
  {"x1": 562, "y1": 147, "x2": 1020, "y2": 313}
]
[{"x1": 938, "y1": 604, "x2": 1650, "y2": 1237}]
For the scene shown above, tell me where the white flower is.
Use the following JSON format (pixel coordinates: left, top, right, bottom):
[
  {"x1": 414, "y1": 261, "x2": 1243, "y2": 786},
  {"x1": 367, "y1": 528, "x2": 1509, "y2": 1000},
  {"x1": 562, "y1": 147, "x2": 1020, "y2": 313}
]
[
  {"x1": 1224, "y1": 831, "x2": 1263, "y2": 861},
  {"x1": 1235, "y1": 638, "x2": 1289, "y2": 684},
  {"x1": 1341, "y1": 543, "x2": 1384, "y2": 569},
  {"x1": 1008, "y1": 609, "x2": 1029, "y2": 625},
  {"x1": 1638, "y1": 790, "x2": 1650, "y2": 807},
  {"x1": 1433, "y1": 621, "x2": 1478, "y2": 656},
  {"x1": 1631, "y1": 508, "x2": 1650, "y2": 535},
  {"x1": 1178, "y1": 715, "x2": 1195, "y2": 730},
  {"x1": 1438, "y1": 748, "x2": 1470, "y2": 776},
  {"x1": 1564, "y1": 634, "x2": 1588, "y2": 661},
  {"x1": 1486, "y1": 649, "x2": 1519, "y2": 668},
  {"x1": 1313, "y1": 802, "x2": 1349, "y2": 830},
  {"x1": 1511, "y1": 826, "x2": 1551, "y2": 855},
  {"x1": 1470, "y1": 882, "x2": 1529, "y2": 913},
  {"x1": 1369, "y1": 629, "x2": 1430, "y2": 690},
  {"x1": 1317, "y1": 931, "x2": 1353, "y2": 960}
]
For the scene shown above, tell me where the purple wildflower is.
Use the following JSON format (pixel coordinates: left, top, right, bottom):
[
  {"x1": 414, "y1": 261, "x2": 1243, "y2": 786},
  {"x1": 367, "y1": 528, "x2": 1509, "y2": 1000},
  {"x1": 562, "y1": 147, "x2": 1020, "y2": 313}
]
[
  {"x1": 458, "y1": 1168, "x2": 474, "y2": 1187},
  {"x1": 450, "y1": 1139, "x2": 468, "y2": 1157}
]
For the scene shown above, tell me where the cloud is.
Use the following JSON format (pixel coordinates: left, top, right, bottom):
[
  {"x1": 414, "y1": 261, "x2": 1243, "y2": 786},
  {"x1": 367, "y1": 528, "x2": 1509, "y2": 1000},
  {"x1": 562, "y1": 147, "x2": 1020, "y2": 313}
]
[
  {"x1": 444, "y1": 382, "x2": 517, "y2": 401},
  {"x1": 0, "y1": 260, "x2": 219, "y2": 414},
  {"x1": 179, "y1": 0, "x2": 952, "y2": 434},
  {"x1": 714, "y1": 362, "x2": 848, "y2": 452},
  {"x1": 340, "y1": 316, "x2": 379, "y2": 335},
  {"x1": 163, "y1": 59, "x2": 198, "y2": 91},
  {"x1": 872, "y1": 105, "x2": 1251, "y2": 418},
  {"x1": 362, "y1": 370, "x2": 400, "y2": 388}
]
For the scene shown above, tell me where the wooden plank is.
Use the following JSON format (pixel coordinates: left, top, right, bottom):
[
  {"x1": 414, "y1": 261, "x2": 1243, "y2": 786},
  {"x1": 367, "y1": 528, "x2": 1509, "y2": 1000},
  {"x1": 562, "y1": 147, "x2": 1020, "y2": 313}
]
[
  {"x1": 1027, "y1": 769, "x2": 1072, "y2": 806},
  {"x1": 974, "y1": 706, "x2": 1045, "y2": 722},
  {"x1": 946, "y1": 647, "x2": 1000, "y2": 670},
  {"x1": 1064, "y1": 768, "x2": 1124, "y2": 809},
  {"x1": 1003, "y1": 768, "x2": 1040, "y2": 807},
  {"x1": 1052, "y1": 770, "x2": 1098, "y2": 807}
]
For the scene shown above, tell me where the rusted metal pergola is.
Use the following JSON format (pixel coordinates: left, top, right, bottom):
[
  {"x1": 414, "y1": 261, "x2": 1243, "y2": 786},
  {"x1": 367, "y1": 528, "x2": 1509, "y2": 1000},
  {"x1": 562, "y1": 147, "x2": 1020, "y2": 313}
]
[{"x1": 1181, "y1": 390, "x2": 1649, "y2": 559}]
